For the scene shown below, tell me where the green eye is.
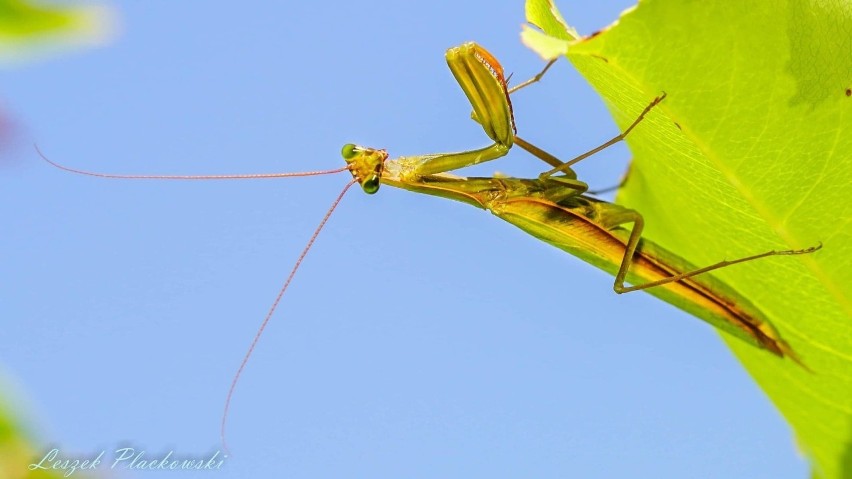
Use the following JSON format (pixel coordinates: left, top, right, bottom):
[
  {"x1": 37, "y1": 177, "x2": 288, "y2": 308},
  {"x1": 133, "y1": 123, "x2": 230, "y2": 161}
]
[
  {"x1": 362, "y1": 175, "x2": 380, "y2": 194},
  {"x1": 341, "y1": 143, "x2": 358, "y2": 159}
]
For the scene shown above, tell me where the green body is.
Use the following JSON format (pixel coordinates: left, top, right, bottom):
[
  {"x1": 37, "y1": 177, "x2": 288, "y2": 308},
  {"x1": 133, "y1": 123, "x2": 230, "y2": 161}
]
[
  {"x1": 382, "y1": 168, "x2": 791, "y2": 356},
  {"x1": 342, "y1": 42, "x2": 803, "y2": 361}
]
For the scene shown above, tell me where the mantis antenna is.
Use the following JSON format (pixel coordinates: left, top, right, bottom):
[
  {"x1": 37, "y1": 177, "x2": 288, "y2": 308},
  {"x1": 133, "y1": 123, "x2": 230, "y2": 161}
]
[
  {"x1": 35, "y1": 144, "x2": 366, "y2": 455},
  {"x1": 220, "y1": 179, "x2": 357, "y2": 455}
]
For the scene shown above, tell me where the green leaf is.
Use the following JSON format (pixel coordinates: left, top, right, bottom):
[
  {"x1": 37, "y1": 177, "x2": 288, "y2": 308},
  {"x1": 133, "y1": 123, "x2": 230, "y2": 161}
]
[
  {"x1": 523, "y1": 0, "x2": 852, "y2": 477},
  {"x1": 0, "y1": 379, "x2": 97, "y2": 478},
  {"x1": 524, "y1": 0, "x2": 578, "y2": 42},
  {"x1": 0, "y1": 0, "x2": 115, "y2": 64}
]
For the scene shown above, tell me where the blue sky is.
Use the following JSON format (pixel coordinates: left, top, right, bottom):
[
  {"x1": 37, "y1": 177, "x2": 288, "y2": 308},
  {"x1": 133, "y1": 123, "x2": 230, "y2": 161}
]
[{"x1": 2, "y1": 1, "x2": 808, "y2": 478}]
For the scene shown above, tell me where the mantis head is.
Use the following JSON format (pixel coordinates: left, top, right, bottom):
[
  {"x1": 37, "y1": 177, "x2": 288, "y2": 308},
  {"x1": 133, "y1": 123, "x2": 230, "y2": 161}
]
[{"x1": 341, "y1": 143, "x2": 387, "y2": 194}]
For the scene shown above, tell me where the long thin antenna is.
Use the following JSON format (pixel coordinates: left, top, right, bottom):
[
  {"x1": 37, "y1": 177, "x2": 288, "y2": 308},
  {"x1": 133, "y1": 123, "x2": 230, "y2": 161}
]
[
  {"x1": 35, "y1": 144, "x2": 349, "y2": 179},
  {"x1": 220, "y1": 179, "x2": 357, "y2": 455}
]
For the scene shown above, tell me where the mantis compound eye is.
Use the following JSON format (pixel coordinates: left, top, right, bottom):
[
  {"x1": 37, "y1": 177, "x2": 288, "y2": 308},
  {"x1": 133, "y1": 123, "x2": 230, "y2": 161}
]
[
  {"x1": 341, "y1": 143, "x2": 358, "y2": 159},
  {"x1": 362, "y1": 174, "x2": 380, "y2": 194}
]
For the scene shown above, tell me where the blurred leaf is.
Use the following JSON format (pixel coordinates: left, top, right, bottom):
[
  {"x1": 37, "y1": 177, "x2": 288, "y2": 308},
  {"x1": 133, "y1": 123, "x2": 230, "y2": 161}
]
[
  {"x1": 0, "y1": 383, "x2": 98, "y2": 478},
  {"x1": 524, "y1": 0, "x2": 851, "y2": 477},
  {"x1": 0, "y1": 0, "x2": 115, "y2": 64}
]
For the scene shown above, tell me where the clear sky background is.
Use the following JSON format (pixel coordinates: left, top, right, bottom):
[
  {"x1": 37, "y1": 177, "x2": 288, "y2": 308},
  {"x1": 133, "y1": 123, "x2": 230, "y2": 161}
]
[{"x1": 2, "y1": 1, "x2": 809, "y2": 478}]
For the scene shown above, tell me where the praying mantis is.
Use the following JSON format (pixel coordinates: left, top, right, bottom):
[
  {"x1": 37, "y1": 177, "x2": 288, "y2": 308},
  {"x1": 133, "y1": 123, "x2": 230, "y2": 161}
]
[
  {"x1": 339, "y1": 42, "x2": 819, "y2": 360},
  {"x1": 37, "y1": 41, "x2": 821, "y2": 448}
]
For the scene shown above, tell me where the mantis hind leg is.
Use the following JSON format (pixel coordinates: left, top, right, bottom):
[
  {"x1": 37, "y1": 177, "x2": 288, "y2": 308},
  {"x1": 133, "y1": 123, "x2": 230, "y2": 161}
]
[{"x1": 598, "y1": 207, "x2": 823, "y2": 293}]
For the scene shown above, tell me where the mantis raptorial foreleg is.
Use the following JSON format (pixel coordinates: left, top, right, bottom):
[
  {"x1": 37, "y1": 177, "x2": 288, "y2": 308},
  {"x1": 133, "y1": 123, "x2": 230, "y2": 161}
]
[
  {"x1": 397, "y1": 44, "x2": 591, "y2": 180},
  {"x1": 456, "y1": 45, "x2": 664, "y2": 178},
  {"x1": 464, "y1": 52, "x2": 569, "y2": 171},
  {"x1": 503, "y1": 58, "x2": 563, "y2": 168},
  {"x1": 415, "y1": 44, "x2": 585, "y2": 176}
]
